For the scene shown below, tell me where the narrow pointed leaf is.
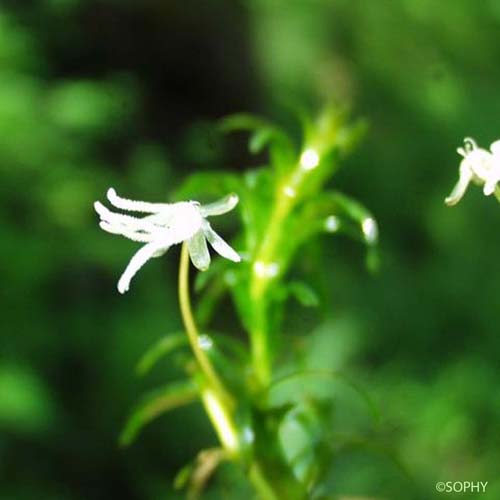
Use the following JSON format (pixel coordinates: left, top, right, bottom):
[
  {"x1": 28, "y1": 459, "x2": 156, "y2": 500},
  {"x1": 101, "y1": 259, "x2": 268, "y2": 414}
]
[
  {"x1": 120, "y1": 380, "x2": 198, "y2": 446},
  {"x1": 292, "y1": 190, "x2": 379, "y2": 252},
  {"x1": 285, "y1": 281, "x2": 320, "y2": 307},
  {"x1": 219, "y1": 113, "x2": 296, "y2": 173},
  {"x1": 136, "y1": 333, "x2": 188, "y2": 376}
]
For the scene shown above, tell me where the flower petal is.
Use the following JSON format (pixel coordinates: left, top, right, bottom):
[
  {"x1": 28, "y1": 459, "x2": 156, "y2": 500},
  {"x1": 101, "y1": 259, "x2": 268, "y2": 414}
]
[
  {"x1": 200, "y1": 193, "x2": 239, "y2": 217},
  {"x1": 491, "y1": 140, "x2": 500, "y2": 156},
  {"x1": 117, "y1": 242, "x2": 168, "y2": 294},
  {"x1": 107, "y1": 187, "x2": 175, "y2": 213},
  {"x1": 95, "y1": 201, "x2": 161, "y2": 233},
  {"x1": 445, "y1": 162, "x2": 473, "y2": 206},
  {"x1": 202, "y1": 221, "x2": 241, "y2": 262},
  {"x1": 187, "y1": 230, "x2": 211, "y2": 271},
  {"x1": 483, "y1": 182, "x2": 496, "y2": 196},
  {"x1": 99, "y1": 221, "x2": 154, "y2": 243}
]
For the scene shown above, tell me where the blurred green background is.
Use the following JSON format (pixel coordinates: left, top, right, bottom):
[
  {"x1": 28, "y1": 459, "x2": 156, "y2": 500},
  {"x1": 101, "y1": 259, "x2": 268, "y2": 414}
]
[{"x1": 1, "y1": 0, "x2": 499, "y2": 498}]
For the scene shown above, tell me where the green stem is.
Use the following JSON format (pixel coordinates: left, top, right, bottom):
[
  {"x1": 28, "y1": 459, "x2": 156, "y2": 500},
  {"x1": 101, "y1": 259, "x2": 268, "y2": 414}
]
[
  {"x1": 494, "y1": 185, "x2": 500, "y2": 203},
  {"x1": 178, "y1": 243, "x2": 234, "y2": 409},
  {"x1": 249, "y1": 157, "x2": 308, "y2": 387},
  {"x1": 178, "y1": 244, "x2": 288, "y2": 498}
]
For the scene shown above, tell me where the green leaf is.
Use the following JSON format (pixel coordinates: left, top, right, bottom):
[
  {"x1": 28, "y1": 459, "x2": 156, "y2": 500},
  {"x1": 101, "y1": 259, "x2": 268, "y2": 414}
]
[
  {"x1": 137, "y1": 330, "x2": 248, "y2": 390},
  {"x1": 278, "y1": 401, "x2": 334, "y2": 489},
  {"x1": 264, "y1": 370, "x2": 379, "y2": 424},
  {"x1": 199, "y1": 333, "x2": 249, "y2": 393},
  {"x1": 293, "y1": 190, "x2": 378, "y2": 249},
  {"x1": 119, "y1": 380, "x2": 198, "y2": 446},
  {"x1": 333, "y1": 437, "x2": 413, "y2": 481},
  {"x1": 323, "y1": 437, "x2": 415, "y2": 497},
  {"x1": 266, "y1": 371, "x2": 380, "y2": 491},
  {"x1": 280, "y1": 281, "x2": 320, "y2": 307},
  {"x1": 219, "y1": 113, "x2": 297, "y2": 174},
  {"x1": 269, "y1": 190, "x2": 378, "y2": 278},
  {"x1": 136, "y1": 333, "x2": 188, "y2": 376},
  {"x1": 249, "y1": 127, "x2": 275, "y2": 155},
  {"x1": 208, "y1": 333, "x2": 249, "y2": 363},
  {"x1": 219, "y1": 114, "x2": 283, "y2": 143}
]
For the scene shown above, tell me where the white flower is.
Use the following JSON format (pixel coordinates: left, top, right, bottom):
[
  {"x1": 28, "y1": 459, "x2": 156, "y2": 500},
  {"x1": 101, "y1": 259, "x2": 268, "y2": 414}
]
[
  {"x1": 94, "y1": 188, "x2": 241, "y2": 293},
  {"x1": 445, "y1": 137, "x2": 500, "y2": 206}
]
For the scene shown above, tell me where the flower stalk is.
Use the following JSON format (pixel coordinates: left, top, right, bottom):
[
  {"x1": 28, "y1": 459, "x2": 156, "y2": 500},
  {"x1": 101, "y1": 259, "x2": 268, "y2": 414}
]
[{"x1": 178, "y1": 242, "x2": 235, "y2": 411}]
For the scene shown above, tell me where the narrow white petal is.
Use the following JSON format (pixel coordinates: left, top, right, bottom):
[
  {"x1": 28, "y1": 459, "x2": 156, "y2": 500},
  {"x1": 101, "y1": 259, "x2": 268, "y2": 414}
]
[
  {"x1": 107, "y1": 187, "x2": 174, "y2": 213},
  {"x1": 152, "y1": 247, "x2": 169, "y2": 258},
  {"x1": 117, "y1": 242, "x2": 168, "y2": 293},
  {"x1": 202, "y1": 221, "x2": 241, "y2": 263},
  {"x1": 95, "y1": 201, "x2": 162, "y2": 233},
  {"x1": 445, "y1": 163, "x2": 473, "y2": 206},
  {"x1": 141, "y1": 212, "x2": 175, "y2": 225},
  {"x1": 187, "y1": 230, "x2": 211, "y2": 271},
  {"x1": 94, "y1": 201, "x2": 110, "y2": 218},
  {"x1": 491, "y1": 140, "x2": 500, "y2": 156},
  {"x1": 200, "y1": 194, "x2": 239, "y2": 217},
  {"x1": 483, "y1": 175, "x2": 499, "y2": 196},
  {"x1": 463, "y1": 137, "x2": 477, "y2": 152},
  {"x1": 99, "y1": 222, "x2": 154, "y2": 243}
]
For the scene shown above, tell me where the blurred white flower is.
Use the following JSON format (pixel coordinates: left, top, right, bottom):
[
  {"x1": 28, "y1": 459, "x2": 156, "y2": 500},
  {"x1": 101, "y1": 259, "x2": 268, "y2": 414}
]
[
  {"x1": 445, "y1": 137, "x2": 500, "y2": 206},
  {"x1": 95, "y1": 188, "x2": 241, "y2": 293}
]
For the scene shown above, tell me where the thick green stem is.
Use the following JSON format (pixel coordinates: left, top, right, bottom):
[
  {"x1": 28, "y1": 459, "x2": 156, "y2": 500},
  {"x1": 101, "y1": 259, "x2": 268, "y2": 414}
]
[{"x1": 249, "y1": 154, "x2": 314, "y2": 387}]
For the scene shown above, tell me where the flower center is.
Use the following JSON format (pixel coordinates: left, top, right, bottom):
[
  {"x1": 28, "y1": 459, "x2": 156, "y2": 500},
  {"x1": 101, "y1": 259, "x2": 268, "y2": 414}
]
[{"x1": 161, "y1": 202, "x2": 203, "y2": 243}]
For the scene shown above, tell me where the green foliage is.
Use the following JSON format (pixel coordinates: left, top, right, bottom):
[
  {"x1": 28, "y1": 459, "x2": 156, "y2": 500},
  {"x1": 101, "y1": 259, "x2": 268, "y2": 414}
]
[
  {"x1": 3, "y1": 1, "x2": 500, "y2": 499},
  {"x1": 136, "y1": 332, "x2": 188, "y2": 376},
  {"x1": 120, "y1": 380, "x2": 198, "y2": 446},
  {"x1": 125, "y1": 108, "x2": 381, "y2": 498},
  {"x1": 177, "y1": 110, "x2": 376, "y2": 344}
]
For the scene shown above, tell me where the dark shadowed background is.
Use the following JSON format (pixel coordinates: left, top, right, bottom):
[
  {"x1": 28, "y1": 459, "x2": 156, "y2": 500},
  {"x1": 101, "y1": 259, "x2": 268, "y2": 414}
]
[{"x1": 1, "y1": 0, "x2": 499, "y2": 498}]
